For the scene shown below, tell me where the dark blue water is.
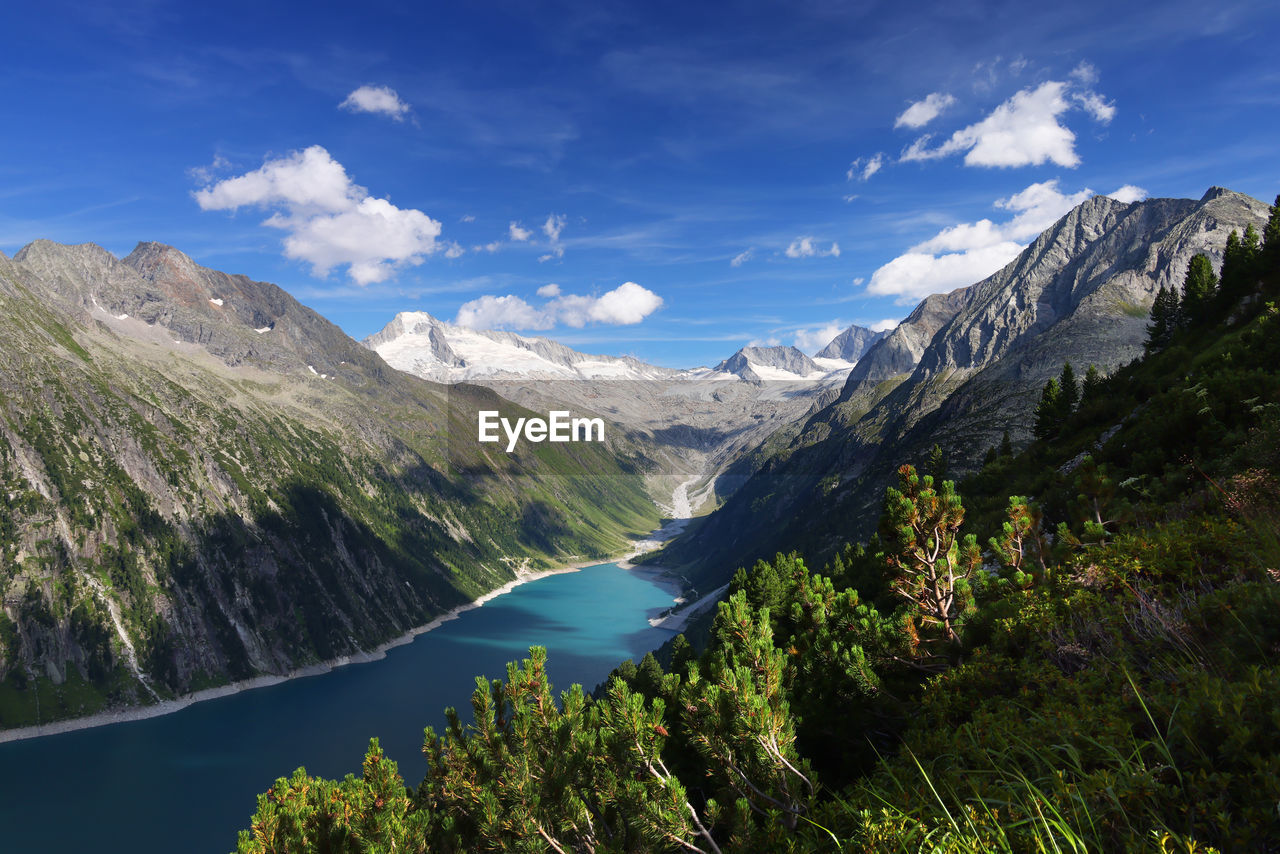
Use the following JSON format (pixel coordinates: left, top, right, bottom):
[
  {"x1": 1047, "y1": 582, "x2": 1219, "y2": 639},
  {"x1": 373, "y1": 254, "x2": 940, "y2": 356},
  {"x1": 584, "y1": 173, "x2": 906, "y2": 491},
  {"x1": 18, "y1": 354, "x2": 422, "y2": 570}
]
[{"x1": 0, "y1": 562, "x2": 676, "y2": 854}]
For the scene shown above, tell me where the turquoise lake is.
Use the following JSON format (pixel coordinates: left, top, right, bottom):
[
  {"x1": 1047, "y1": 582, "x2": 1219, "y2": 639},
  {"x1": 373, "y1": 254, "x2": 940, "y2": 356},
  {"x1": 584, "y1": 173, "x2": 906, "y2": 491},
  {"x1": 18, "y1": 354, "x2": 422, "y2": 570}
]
[{"x1": 0, "y1": 562, "x2": 678, "y2": 854}]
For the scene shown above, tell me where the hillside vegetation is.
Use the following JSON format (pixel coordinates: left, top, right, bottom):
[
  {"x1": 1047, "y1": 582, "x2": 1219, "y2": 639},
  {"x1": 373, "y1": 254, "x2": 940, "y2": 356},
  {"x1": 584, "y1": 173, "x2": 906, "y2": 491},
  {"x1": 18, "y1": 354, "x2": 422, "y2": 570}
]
[
  {"x1": 0, "y1": 242, "x2": 660, "y2": 729},
  {"x1": 234, "y1": 203, "x2": 1280, "y2": 851}
]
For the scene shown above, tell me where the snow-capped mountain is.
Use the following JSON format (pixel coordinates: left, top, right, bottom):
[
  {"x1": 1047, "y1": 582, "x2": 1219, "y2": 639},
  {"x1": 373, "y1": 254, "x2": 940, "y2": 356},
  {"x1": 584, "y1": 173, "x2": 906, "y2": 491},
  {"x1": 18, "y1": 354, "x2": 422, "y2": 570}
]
[
  {"x1": 365, "y1": 311, "x2": 684, "y2": 382},
  {"x1": 364, "y1": 312, "x2": 861, "y2": 497}
]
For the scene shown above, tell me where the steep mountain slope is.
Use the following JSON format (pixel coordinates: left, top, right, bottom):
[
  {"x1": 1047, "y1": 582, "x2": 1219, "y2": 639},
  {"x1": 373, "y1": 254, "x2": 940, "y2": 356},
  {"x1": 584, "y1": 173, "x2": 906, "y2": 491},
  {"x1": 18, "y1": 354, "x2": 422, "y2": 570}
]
[
  {"x1": 653, "y1": 188, "x2": 1271, "y2": 588},
  {"x1": 815, "y1": 323, "x2": 889, "y2": 362},
  {"x1": 0, "y1": 241, "x2": 660, "y2": 729}
]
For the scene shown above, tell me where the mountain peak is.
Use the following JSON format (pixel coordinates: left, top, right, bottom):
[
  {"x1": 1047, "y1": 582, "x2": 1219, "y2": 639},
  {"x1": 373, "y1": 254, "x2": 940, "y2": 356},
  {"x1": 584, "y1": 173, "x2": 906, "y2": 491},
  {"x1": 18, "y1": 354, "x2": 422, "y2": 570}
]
[
  {"x1": 815, "y1": 324, "x2": 889, "y2": 362},
  {"x1": 123, "y1": 241, "x2": 207, "y2": 287},
  {"x1": 14, "y1": 238, "x2": 117, "y2": 268},
  {"x1": 714, "y1": 345, "x2": 822, "y2": 381}
]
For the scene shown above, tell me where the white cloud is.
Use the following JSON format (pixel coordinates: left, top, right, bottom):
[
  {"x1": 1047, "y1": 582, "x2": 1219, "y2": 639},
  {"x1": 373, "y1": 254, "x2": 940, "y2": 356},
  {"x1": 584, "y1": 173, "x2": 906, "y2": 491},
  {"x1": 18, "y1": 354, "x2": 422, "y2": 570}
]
[
  {"x1": 460, "y1": 214, "x2": 476, "y2": 223},
  {"x1": 455, "y1": 281, "x2": 663, "y2": 330},
  {"x1": 577, "y1": 281, "x2": 664, "y2": 325},
  {"x1": 194, "y1": 145, "x2": 442, "y2": 285},
  {"x1": 867, "y1": 179, "x2": 1092, "y2": 302},
  {"x1": 894, "y1": 92, "x2": 956, "y2": 129},
  {"x1": 509, "y1": 221, "x2": 532, "y2": 241},
  {"x1": 339, "y1": 85, "x2": 411, "y2": 121},
  {"x1": 477, "y1": 241, "x2": 503, "y2": 253},
  {"x1": 852, "y1": 277, "x2": 865, "y2": 285},
  {"x1": 542, "y1": 214, "x2": 566, "y2": 241},
  {"x1": 731, "y1": 248, "x2": 754, "y2": 267},
  {"x1": 748, "y1": 336, "x2": 783, "y2": 348},
  {"x1": 794, "y1": 323, "x2": 843, "y2": 353},
  {"x1": 1106, "y1": 184, "x2": 1148, "y2": 204},
  {"x1": 1069, "y1": 61, "x2": 1100, "y2": 86},
  {"x1": 899, "y1": 74, "x2": 1114, "y2": 169},
  {"x1": 843, "y1": 194, "x2": 859, "y2": 202},
  {"x1": 1072, "y1": 90, "x2": 1116, "y2": 123},
  {"x1": 785, "y1": 237, "x2": 840, "y2": 259},
  {"x1": 443, "y1": 241, "x2": 465, "y2": 259},
  {"x1": 455, "y1": 295, "x2": 549, "y2": 330},
  {"x1": 846, "y1": 153, "x2": 885, "y2": 181},
  {"x1": 869, "y1": 318, "x2": 900, "y2": 332},
  {"x1": 538, "y1": 249, "x2": 564, "y2": 263}
]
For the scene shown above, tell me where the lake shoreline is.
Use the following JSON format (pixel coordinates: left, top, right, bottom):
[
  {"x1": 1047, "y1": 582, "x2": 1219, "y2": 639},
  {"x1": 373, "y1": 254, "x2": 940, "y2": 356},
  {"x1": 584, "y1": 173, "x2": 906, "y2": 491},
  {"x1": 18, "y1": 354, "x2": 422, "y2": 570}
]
[{"x1": 0, "y1": 477, "x2": 698, "y2": 745}]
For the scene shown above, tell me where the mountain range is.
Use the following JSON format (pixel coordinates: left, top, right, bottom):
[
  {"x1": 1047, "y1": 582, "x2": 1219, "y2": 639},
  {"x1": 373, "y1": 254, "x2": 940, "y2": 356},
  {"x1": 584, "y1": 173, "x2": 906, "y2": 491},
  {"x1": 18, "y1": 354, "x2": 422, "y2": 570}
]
[
  {"x1": 649, "y1": 187, "x2": 1272, "y2": 588},
  {"x1": 0, "y1": 241, "x2": 661, "y2": 727},
  {"x1": 0, "y1": 185, "x2": 1266, "y2": 730},
  {"x1": 365, "y1": 312, "x2": 874, "y2": 503}
]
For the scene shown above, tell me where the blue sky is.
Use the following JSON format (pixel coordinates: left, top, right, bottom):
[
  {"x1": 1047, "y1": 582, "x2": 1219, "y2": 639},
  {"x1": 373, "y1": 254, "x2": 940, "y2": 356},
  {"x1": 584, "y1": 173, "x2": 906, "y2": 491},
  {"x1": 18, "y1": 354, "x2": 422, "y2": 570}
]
[{"x1": 2, "y1": 0, "x2": 1277, "y2": 368}]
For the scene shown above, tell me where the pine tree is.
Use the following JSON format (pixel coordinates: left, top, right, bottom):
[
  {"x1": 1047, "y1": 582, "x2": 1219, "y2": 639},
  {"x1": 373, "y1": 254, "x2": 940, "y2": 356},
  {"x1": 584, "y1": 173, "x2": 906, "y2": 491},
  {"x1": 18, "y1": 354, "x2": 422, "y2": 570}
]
[
  {"x1": 1147, "y1": 285, "x2": 1174, "y2": 351},
  {"x1": 1180, "y1": 253, "x2": 1219, "y2": 324},
  {"x1": 1033, "y1": 377, "x2": 1061, "y2": 440},
  {"x1": 1057, "y1": 362, "x2": 1079, "y2": 421},
  {"x1": 1264, "y1": 194, "x2": 1280, "y2": 270},
  {"x1": 925, "y1": 443, "x2": 947, "y2": 481},
  {"x1": 1081, "y1": 364, "x2": 1103, "y2": 404},
  {"x1": 989, "y1": 496, "x2": 1050, "y2": 588},
  {"x1": 876, "y1": 465, "x2": 980, "y2": 649},
  {"x1": 1218, "y1": 229, "x2": 1247, "y2": 305},
  {"x1": 999, "y1": 430, "x2": 1013, "y2": 457},
  {"x1": 1244, "y1": 222, "x2": 1262, "y2": 258},
  {"x1": 686, "y1": 592, "x2": 815, "y2": 835}
]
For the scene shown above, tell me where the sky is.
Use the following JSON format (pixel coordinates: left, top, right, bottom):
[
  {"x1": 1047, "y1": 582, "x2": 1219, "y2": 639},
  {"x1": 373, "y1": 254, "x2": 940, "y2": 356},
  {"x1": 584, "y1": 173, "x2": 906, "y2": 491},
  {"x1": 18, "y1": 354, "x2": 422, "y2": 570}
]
[{"x1": 1, "y1": 0, "x2": 1277, "y2": 368}]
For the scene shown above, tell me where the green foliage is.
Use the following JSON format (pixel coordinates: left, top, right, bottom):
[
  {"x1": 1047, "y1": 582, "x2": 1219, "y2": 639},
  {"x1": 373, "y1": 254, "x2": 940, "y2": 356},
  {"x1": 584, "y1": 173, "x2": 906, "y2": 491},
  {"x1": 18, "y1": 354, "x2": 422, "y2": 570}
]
[
  {"x1": 236, "y1": 255, "x2": 1280, "y2": 852},
  {"x1": 1147, "y1": 284, "x2": 1181, "y2": 351},
  {"x1": 1180, "y1": 253, "x2": 1219, "y2": 323},
  {"x1": 237, "y1": 739, "x2": 428, "y2": 853},
  {"x1": 877, "y1": 465, "x2": 980, "y2": 648},
  {"x1": 1031, "y1": 377, "x2": 1061, "y2": 440}
]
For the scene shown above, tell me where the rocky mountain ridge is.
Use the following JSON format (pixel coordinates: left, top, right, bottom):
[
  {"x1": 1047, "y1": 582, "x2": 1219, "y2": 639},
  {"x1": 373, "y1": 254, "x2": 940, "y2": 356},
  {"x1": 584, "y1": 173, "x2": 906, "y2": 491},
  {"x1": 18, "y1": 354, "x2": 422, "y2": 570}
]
[{"x1": 652, "y1": 187, "x2": 1272, "y2": 586}]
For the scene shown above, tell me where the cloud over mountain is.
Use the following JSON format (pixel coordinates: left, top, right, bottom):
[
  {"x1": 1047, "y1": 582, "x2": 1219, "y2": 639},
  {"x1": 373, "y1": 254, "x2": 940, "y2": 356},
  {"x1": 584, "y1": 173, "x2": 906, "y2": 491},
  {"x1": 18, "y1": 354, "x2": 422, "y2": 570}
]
[
  {"x1": 455, "y1": 281, "x2": 663, "y2": 330},
  {"x1": 194, "y1": 145, "x2": 442, "y2": 285},
  {"x1": 867, "y1": 179, "x2": 1093, "y2": 301}
]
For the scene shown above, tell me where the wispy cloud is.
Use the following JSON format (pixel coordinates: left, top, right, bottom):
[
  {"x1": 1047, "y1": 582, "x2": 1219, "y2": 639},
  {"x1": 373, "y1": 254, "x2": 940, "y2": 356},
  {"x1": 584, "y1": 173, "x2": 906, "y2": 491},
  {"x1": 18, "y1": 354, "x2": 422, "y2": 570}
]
[
  {"x1": 784, "y1": 237, "x2": 840, "y2": 259},
  {"x1": 846, "y1": 153, "x2": 885, "y2": 181}
]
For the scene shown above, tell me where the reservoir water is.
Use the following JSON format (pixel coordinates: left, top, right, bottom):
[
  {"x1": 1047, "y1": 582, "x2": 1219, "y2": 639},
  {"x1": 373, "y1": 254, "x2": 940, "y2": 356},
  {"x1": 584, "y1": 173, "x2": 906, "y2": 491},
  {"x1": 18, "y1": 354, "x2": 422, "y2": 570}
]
[{"x1": 0, "y1": 562, "x2": 678, "y2": 854}]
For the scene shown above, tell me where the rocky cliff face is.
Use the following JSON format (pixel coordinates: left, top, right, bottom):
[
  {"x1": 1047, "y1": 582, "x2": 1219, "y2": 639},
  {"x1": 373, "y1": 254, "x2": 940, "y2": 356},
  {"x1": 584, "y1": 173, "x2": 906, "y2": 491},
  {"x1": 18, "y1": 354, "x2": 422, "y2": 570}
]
[
  {"x1": 654, "y1": 188, "x2": 1272, "y2": 588},
  {"x1": 843, "y1": 289, "x2": 972, "y2": 387},
  {"x1": 0, "y1": 242, "x2": 659, "y2": 729}
]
